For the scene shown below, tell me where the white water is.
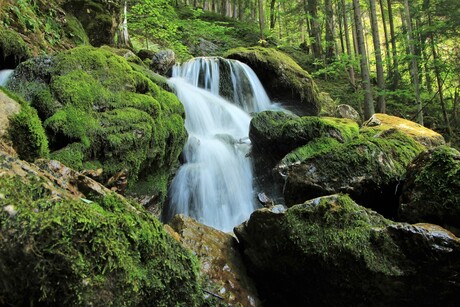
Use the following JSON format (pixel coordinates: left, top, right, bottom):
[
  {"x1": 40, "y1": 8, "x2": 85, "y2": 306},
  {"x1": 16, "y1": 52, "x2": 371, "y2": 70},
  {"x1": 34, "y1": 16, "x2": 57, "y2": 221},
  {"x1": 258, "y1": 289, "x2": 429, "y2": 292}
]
[
  {"x1": 0, "y1": 69, "x2": 14, "y2": 86},
  {"x1": 167, "y1": 57, "x2": 279, "y2": 232}
]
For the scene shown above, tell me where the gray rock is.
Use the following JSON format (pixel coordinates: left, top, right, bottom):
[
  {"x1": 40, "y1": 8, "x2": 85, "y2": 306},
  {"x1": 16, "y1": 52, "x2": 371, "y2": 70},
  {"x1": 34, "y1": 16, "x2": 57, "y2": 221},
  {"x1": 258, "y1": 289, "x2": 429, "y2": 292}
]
[{"x1": 150, "y1": 49, "x2": 176, "y2": 75}]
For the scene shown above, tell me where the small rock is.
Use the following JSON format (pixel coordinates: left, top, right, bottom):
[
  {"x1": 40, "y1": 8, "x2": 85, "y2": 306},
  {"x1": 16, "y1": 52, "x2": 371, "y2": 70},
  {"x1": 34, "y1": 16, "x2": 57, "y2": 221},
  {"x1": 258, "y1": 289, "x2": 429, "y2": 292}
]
[{"x1": 3, "y1": 205, "x2": 17, "y2": 217}]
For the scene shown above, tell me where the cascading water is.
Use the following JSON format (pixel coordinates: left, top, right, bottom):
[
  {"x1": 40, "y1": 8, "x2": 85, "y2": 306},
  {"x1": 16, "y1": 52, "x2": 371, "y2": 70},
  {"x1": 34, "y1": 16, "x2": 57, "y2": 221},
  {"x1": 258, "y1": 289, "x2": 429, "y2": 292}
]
[
  {"x1": 0, "y1": 69, "x2": 14, "y2": 87},
  {"x1": 166, "y1": 57, "x2": 280, "y2": 232}
]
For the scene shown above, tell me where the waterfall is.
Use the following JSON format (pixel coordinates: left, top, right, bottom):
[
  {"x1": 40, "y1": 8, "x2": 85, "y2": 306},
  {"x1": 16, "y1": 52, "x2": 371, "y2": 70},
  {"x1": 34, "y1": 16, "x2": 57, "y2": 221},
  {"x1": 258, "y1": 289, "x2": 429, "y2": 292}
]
[
  {"x1": 0, "y1": 69, "x2": 14, "y2": 87},
  {"x1": 166, "y1": 57, "x2": 279, "y2": 232}
]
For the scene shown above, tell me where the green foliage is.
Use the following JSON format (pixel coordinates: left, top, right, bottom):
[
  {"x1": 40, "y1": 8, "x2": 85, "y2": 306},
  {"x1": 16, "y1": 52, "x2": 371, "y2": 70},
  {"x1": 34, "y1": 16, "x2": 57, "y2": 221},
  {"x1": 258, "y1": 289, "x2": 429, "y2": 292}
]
[
  {"x1": 9, "y1": 103, "x2": 49, "y2": 162},
  {"x1": 0, "y1": 174, "x2": 203, "y2": 306}
]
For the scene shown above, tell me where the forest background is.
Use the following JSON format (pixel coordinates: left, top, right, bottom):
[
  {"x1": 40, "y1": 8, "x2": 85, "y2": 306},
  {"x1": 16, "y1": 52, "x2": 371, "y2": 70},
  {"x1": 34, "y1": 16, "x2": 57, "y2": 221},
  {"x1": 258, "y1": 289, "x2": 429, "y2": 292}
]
[{"x1": 126, "y1": 0, "x2": 460, "y2": 146}]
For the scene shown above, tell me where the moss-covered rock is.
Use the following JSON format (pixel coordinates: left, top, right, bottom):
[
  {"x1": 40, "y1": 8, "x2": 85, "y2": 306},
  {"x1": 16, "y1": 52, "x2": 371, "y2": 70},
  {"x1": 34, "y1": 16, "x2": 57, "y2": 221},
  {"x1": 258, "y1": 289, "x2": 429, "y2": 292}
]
[
  {"x1": 0, "y1": 28, "x2": 31, "y2": 68},
  {"x1": 363, "y1": 113, "x2": 445, "y2": 148},
  {"x1": 7, "y1": 46, "x2": 187, "y2": 206},
  {"x1": 399, "y1": 146, "x2": 460, "y2": 235},
  {"x1": 225, "y1": 46, "x2": 321, "y2": 115},
  {"x1": 0, "y1": 150, "x2": 203, "y2": 306},
  {"x1": 249, "y1": 111, "x2": 359, "y2": 161},
  {"x1": 283, "y1": 128, "x2": 425, "y2": 216},
  {"x1": 235, "y1": 194, "x2": 460, "y2": 306}
]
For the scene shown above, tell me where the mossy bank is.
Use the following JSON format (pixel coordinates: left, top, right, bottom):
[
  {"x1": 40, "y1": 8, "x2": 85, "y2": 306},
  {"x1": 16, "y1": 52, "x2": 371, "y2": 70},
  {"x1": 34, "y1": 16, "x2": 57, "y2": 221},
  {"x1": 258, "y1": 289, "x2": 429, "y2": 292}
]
[{"x1": 0, "y1": 151, "x2": 203, "y2": 306}]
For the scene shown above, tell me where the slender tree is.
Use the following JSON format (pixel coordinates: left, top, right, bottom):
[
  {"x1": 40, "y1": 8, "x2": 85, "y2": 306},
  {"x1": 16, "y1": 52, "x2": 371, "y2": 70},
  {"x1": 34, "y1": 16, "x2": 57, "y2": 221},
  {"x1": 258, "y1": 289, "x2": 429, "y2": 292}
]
[
  {"x1": 341, "y1": 0, "x2": 356, "y2": 88},
  {"x1": 403, "y1": 0, "x2": 423, "y2": 125},
  {"x1": 258, "y1": 0, "x2": 265, "y2": 39},
  {"x1": 305, "y1": 0, "x2": 322, "y2": 58},
  {"x1": 353, "y1": 0, "x2": 374, "y2": 119},
  {"x1": 324, "y1": 0, "x2": 335, "y2": 61},
  {"x1": 386, "y1": 0, "x2": 400, "y2": 89},
  {"x1": 369, "y1": 0, "x2": 386, "y2": 113}
]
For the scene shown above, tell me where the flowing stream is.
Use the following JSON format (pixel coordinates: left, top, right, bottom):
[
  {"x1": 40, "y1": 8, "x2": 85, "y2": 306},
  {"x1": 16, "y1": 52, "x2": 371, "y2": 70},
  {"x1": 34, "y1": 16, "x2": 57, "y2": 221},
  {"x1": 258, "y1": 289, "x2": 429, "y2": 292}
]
[{"x1": 166, "y1": 57, "x2": 279, "y2": 232}]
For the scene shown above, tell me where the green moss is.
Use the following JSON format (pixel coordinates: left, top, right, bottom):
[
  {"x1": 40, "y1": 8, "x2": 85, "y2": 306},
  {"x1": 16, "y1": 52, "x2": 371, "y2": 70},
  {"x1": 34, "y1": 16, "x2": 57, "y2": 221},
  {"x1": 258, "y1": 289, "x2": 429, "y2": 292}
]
[
  {"x1": 50, "y1": 70, "x2": 111, "y2": 111},
  {"x1": 44, "y1": 105, "x2": 98, "y2": 148},
  {"x1": 50, "y1": 142, "x2": 86, "y2": 170},
  {"x1": 399, "y1": 146, "x2": 460, "y2": 230},
  {"x1": 286, "y1": 194, "x2": 400, "y2": 275},
  {"x1": 9, "y1": 103, "x2": 49, "y2": 161},
  {"x1": 250, "y1": 111, "x2": 359, "y2": 159},
  {"x1": 280, "y1": 137, "x2": 341, "y2": 166},
  {"x1": 63, "y1": 14, "x2": 90, "y2": 45},
  {"x1": 8, "y1": 46, "x2": 187, "y2": 199},
  {"x1": 0, "y1": 27, "x2": 31, "y2": 67},
  {"x1": 0, "y1": 174, "x2": 203, "y2": 306}
]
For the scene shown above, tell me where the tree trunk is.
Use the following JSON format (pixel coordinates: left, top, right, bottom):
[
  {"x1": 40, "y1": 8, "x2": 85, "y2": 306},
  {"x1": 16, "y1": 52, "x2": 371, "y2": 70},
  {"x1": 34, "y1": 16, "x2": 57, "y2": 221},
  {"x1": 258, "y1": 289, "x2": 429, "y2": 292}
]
[
  {"x1": 427, "y1": 7, "x2": 452, "y2": 137},
  {"x1": 341, "y1": 0, "x2": 356, "y2": 88},
  {"x1": 403, "y1": 0, "x2": 423, "y2": 125},
  {"x1": 353, "y1": 0, "x2": 374, "y2": 119},
  {"x1": 269, "y1": 0, "x2": 276, "y2": 29},
  {"x1": 258, "y1": 0, "x2": 265, "y2": 40},
  {"x1": 387, "y1": 0, "x2": 400, "y2": 89},
  {"x1": 378, "y1": 0, "x2": 391, "y2": 76},
  {"x1": 369, "y1": 0, "x2": 386, "y2": 113},
  {"x1": 305, "y1": 0, "x2": 322, "y2": 58},
  {"x1": 324, "y1": 0, "x2": 335, "y2": 61}
]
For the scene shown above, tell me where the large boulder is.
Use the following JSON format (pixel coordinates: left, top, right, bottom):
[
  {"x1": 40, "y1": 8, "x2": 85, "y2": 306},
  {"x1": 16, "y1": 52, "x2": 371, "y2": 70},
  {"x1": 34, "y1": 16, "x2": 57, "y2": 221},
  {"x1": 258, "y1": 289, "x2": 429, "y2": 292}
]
[
  {"x1": 363, "y1": 113, "x2": 445, "y2": 148},
  {"x1": 235, "y1": 194, "x2": 460, "y2": 306},
  {"x1": 399, "y1": 146, "x2": 460, "y2": 236},
  {"x1": 0, "y1": 150, "x2": 204, "y2": 306},
  {"x1": 250, "y1": 111, "x2": 359, "y2": 161},
  {"x1": 225, "y1": 47, "x2": 321, "y2": 115},
  {"x1": 7, "y1": 46, "x2": 187, "y2": 207},
  {"x1": 282, "y1": 128, "x2": 425, "y2": 216},
  {"x1": 166, "y1": 214, "x2": 260, "y2": 306}
]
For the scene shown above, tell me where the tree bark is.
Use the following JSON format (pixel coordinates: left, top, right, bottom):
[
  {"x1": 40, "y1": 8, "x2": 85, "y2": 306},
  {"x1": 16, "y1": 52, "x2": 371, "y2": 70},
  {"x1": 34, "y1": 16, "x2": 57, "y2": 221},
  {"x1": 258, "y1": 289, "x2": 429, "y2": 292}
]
[
  {"x1": 353, "y1": 0, "x2": 374, "y2": 119},
  {"x1": 427, "y1": 4, "x2": 452, "y2": 137},
  {"x1": 378, "y1": 0, "x2": 391, "y2": 76},
  {"x1": 341, "y1": 0, "x2": 356, "y2": 88},
  {"x1": 258, "y1": 0, "x2": 265, "y2": 40},
  {"x1": 305, "y1": 0, "x2": 322, "y2": 58},
  {"x1": 403, "y1": 0, "x2": 423, "y2": 125},
  {"x1": 324, "y1": 0, "x2": 335, "y2": 61},
  {"x1": 269, "y1": 0, "x2": 276, "y2": 29},
  {"x1": 369, "y1": 0, "x2": 386, "y2": 113},
  {"x1": 387, "y1": 0, "x2": 400, "y2": 89}
]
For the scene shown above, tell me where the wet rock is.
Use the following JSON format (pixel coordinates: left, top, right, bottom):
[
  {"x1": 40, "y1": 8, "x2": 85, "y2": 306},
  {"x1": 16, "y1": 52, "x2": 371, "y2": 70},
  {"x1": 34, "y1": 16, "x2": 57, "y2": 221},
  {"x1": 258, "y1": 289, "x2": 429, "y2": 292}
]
[
  {"x1": 334, "y1": 104, "x2": 362, "y2": 124},
  {"x1": 283, "y1": 128, "x2": 424, "y2": 216},
  {"x1": 257, "y1": 192, "x2": 274, "y2": 208},
  {"x1": 249, "y1": 111, "x2": 359, "y2": 161},
  {"x1": 150, "y1": 49, "x2": 176, "y2": 75},
  {"x1": 235, "y1": 194, "x2": 460, "y2": 306},
  {"x1": 225, "y1": 46, "x2": 322, "y2": 115},
  {"x1": 167, "y1": 214, "x2": 260, "y2": 307},
  {"x1": 399, "y1": 146, "x2": 460, "y2": 236},
  {"x1": 363, "y1": 113, "x2": 445, "y2": 148}
]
